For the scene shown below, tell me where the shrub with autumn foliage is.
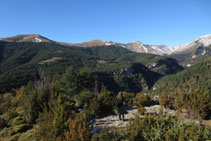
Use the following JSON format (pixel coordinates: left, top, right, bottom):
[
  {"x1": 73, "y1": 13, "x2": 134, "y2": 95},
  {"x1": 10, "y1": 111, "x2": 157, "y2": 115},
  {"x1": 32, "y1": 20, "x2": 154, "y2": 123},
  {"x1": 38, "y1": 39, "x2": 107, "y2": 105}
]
[
  {"x1": 175, "y1": 88, "x2": 211, "y2": 119},
  {"x1": 127, "y1": 114, "x2": 211, "y2": 141},
  {"x1": 122, "y1": 92, "x2": 135, "y2": 107},
  {"x1": 158, "y1": 88, "x2": 211, "y2": 120},
  {"x1": 159, "y1": 92, "x2": 174, "y2": 108},
  {"x1": 134, "y1": 92, "x2": 152, "y2": 107},
  {"x1": 86, "y1": 87, "x2": 116, "y2": 118},
  {"x1": 134, "y1": 92, "x2": 153, "y2": 115},
  {"x1": 65, "y1": 113, "x2": 92, "y2": 141},
  {"x1": 0, "y1": 93, "x2": 16, "y2": 115}
]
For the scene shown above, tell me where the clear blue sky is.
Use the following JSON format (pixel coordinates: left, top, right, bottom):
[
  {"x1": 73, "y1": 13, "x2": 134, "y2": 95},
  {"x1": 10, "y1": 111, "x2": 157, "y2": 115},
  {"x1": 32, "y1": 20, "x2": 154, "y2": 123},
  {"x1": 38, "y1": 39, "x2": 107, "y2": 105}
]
[{"x1": 0, "y1": 0, "x2": 210, "y2": 46}]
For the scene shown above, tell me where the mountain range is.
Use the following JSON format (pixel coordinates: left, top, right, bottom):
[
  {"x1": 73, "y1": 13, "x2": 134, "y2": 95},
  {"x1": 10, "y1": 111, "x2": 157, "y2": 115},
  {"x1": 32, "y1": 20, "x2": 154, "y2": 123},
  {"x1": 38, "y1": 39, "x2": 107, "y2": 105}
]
[
  {"x1": 1, "y1": 34, "x2": 211, "y2": 67},
  {"x1": 0, "y1": 37, "x2": 184, "y2": 94},
  {"x1": 1, "y1": 34, "x2": 211, "y2": 54}
]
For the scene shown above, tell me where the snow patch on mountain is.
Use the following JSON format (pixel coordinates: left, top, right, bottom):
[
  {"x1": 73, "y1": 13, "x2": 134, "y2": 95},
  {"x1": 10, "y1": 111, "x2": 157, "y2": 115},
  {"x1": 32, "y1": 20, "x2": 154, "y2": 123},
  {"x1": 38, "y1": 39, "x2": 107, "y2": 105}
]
[
  {"x1": 202, "y1": 50, "x2": 206, "y2": 55},
  {"x1": 187, "y1": 64, "x2": 192, "y2": 67},
  {"x1": 105, "y1": 42, "x2": 112, "y2": 46},
  {"x1": 35, "y1": 37, "x2": 42, "y2": 42},
  {"x1": 192, "y1": 55, "x2": 196, "y2": 58},
  {"x1": 196, "y1": 34, "x2": 211, "y2": 47},
  {"x1": 142, "y1": 46, "x2": 148, "y2": 53},
  {"x1": 171, "y1": 34, "x2": 211, "y2": 54},
  {"x1": 151, "y1": 45, "x2": 172, "y2": 54}
]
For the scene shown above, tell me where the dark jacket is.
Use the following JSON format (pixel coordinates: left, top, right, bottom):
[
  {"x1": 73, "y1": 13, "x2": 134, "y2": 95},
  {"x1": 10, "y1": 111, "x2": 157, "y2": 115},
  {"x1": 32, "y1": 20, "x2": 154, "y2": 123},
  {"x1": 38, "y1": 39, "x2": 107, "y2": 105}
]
[{"x1": 116, "y1": 97, "x2": 125, "y2": 108}]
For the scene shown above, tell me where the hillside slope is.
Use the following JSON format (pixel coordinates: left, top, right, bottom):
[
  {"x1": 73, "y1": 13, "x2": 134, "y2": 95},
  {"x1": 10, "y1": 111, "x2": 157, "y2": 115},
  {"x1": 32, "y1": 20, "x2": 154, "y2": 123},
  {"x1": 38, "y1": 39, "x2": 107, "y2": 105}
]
[
  {"x1": 151, "y1": 57, "x2": 211, "y2": 96},
  {"x1": 170, "y1": 45, "x2": 211, "y2": 67},
  {"x1": 0, "y1": 42, "x2": 183, "y2": 94}
]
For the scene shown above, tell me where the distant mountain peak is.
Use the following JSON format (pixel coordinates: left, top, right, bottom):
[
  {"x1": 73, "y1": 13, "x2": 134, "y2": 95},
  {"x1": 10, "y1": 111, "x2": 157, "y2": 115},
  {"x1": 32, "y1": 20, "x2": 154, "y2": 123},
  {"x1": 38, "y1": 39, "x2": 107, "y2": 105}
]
[
  {"x1": 194, "y1": 34, "x2": 211, "y2": 47},
  {"x1": 171, "y1": 34, "x2": 211, "y2": 54},
  {"x1": 0, "y1": 34, "x2": 52, "y2": 43},
  {"x1": 132, "y1": 41, "x2": 142, "y2": 44},
  {"x1": 60, "y1": 39, "x2": 118, "y2": 47},
  {"x1": 198, "y1": 34, "x2": 211, "y2": 38}
]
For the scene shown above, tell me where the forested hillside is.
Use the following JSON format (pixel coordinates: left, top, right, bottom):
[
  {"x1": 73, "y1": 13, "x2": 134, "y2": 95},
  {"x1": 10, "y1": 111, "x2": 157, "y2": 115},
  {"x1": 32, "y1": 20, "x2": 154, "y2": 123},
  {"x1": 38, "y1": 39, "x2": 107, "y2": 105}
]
[
  {"x1": 0, "y1": 42, "x2": 183, "y2": 94},
  {"x1": 151, "y1": 56, "x2": 211, "y2": 96},
  {"x1": 0, "y1": 65, "x2": 210, "y2": 140}
]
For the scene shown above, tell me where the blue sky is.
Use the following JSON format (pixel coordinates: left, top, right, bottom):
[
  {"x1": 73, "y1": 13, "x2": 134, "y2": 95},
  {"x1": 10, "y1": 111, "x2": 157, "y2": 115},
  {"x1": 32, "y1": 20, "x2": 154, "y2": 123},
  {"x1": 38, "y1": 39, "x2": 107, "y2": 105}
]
[{"x1": 0, "y1": 0, "x2": 210, "y2": 46}]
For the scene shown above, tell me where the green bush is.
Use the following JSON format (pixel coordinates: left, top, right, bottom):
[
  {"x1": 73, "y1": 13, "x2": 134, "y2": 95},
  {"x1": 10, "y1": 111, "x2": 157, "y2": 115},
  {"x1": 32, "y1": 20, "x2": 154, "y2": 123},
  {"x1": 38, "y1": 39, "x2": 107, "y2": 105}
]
[
  {"x1": 134, "y1": 93, "x2": 152, "y2": 107},
  {"x1": 159, "y1": 92, "x2": 174, "y2": 108},
  {"x1": 134, "y1": 93, "x2": 152, "y2": 116},
  {"x1": 36, "y1": 110, "x2": 53, "y2": 140},
  {"x1": 8, "y1": 133, "x2": 22, "y2": 141},
  {"x1": 49, "y1": 94, "x2": 76, "y2": 139},
  {"x1": 4, "y1": 109, "x2": 18, "y2": 125},
  {"x1": 86, "y1": 87, "x2": 116, "y2": 118},
  {"x1": 0, "y1": 93, "x2": 16, "y2": 114},
  {"x1": 59, "y1": 67, "x2": 95, "y2": 95},
  {"x1": 18, "y1": 128, "x2": 39, "y2": 141},
  {"x1": 91, "y1": 129, "x2": 123, "y2": 141},
  {"x1": 175, "y1": 88, "x2": 211, "y2": 119},
  {"x1": 74, "y1": 90, "x2": 95, "y2": 108},
  {"x1": 0, "y1": 117, "x2": 7, "y2": 129},
  {"x1": 11, "y1": 116, "x2": 25, "y2": 126},
  {"x1": 137, "y1": 106, "x2": 146, "y2": 115},
  {"x1": 122, "y1": 92, "x2": 135, "y2": 107},
  {"x1": 12, "y1": 123, "x2": 28, "y2": 133},
  {"x1": 65, "y1": 112, "x2": 93, "y2": 141},
  {"x1": 127, "y1": 115, "x2": 211, "y2": 141}
]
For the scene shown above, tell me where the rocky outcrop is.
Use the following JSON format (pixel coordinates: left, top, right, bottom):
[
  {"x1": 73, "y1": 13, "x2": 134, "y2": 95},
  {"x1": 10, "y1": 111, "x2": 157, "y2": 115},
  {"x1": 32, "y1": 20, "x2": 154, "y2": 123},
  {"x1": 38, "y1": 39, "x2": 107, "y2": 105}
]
[{"x1": 94, "y1": 105, "x2": 176, "y2": 129}]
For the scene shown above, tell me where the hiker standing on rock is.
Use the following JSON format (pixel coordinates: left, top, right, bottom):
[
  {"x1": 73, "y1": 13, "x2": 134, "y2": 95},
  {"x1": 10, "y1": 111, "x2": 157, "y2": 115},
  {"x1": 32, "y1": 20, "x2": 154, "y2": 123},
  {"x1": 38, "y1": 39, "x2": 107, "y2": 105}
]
[{"x1": 116, "y1": 91, "x2": 125, "y2": 121}]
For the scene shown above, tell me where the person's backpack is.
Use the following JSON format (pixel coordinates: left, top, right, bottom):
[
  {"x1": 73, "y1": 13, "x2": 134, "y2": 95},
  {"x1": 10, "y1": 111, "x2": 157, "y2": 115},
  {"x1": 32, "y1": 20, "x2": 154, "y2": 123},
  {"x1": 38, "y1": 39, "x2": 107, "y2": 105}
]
[{"x1": 116, "y1": 98, "x2": 123, "y2": 107}]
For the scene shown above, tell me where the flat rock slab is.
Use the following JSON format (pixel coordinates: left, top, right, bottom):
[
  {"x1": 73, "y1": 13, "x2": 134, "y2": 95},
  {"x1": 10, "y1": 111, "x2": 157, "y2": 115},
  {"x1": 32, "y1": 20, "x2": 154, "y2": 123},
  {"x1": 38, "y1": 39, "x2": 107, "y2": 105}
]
[{"x1": 94, "y1": 105, "x2": 176, "y2": 129}]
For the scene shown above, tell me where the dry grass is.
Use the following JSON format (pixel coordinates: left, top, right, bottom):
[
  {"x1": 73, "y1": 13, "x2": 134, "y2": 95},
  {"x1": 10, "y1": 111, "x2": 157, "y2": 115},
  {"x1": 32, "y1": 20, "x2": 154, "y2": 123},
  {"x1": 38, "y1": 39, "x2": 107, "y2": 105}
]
[
  {"x1": 39, "y1": 57, "x2": 62, "y2": 65},
  {"x1": 202, "y1": 120, "x2": 211, "y2": 128}
]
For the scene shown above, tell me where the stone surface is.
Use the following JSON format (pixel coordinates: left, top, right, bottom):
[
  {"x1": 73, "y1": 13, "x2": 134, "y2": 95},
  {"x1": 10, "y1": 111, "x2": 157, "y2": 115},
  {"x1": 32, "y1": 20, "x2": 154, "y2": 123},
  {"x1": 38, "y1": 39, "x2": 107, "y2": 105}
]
[{"x1": 93, "y1": 105, "x2": 176, "y2": 129}]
